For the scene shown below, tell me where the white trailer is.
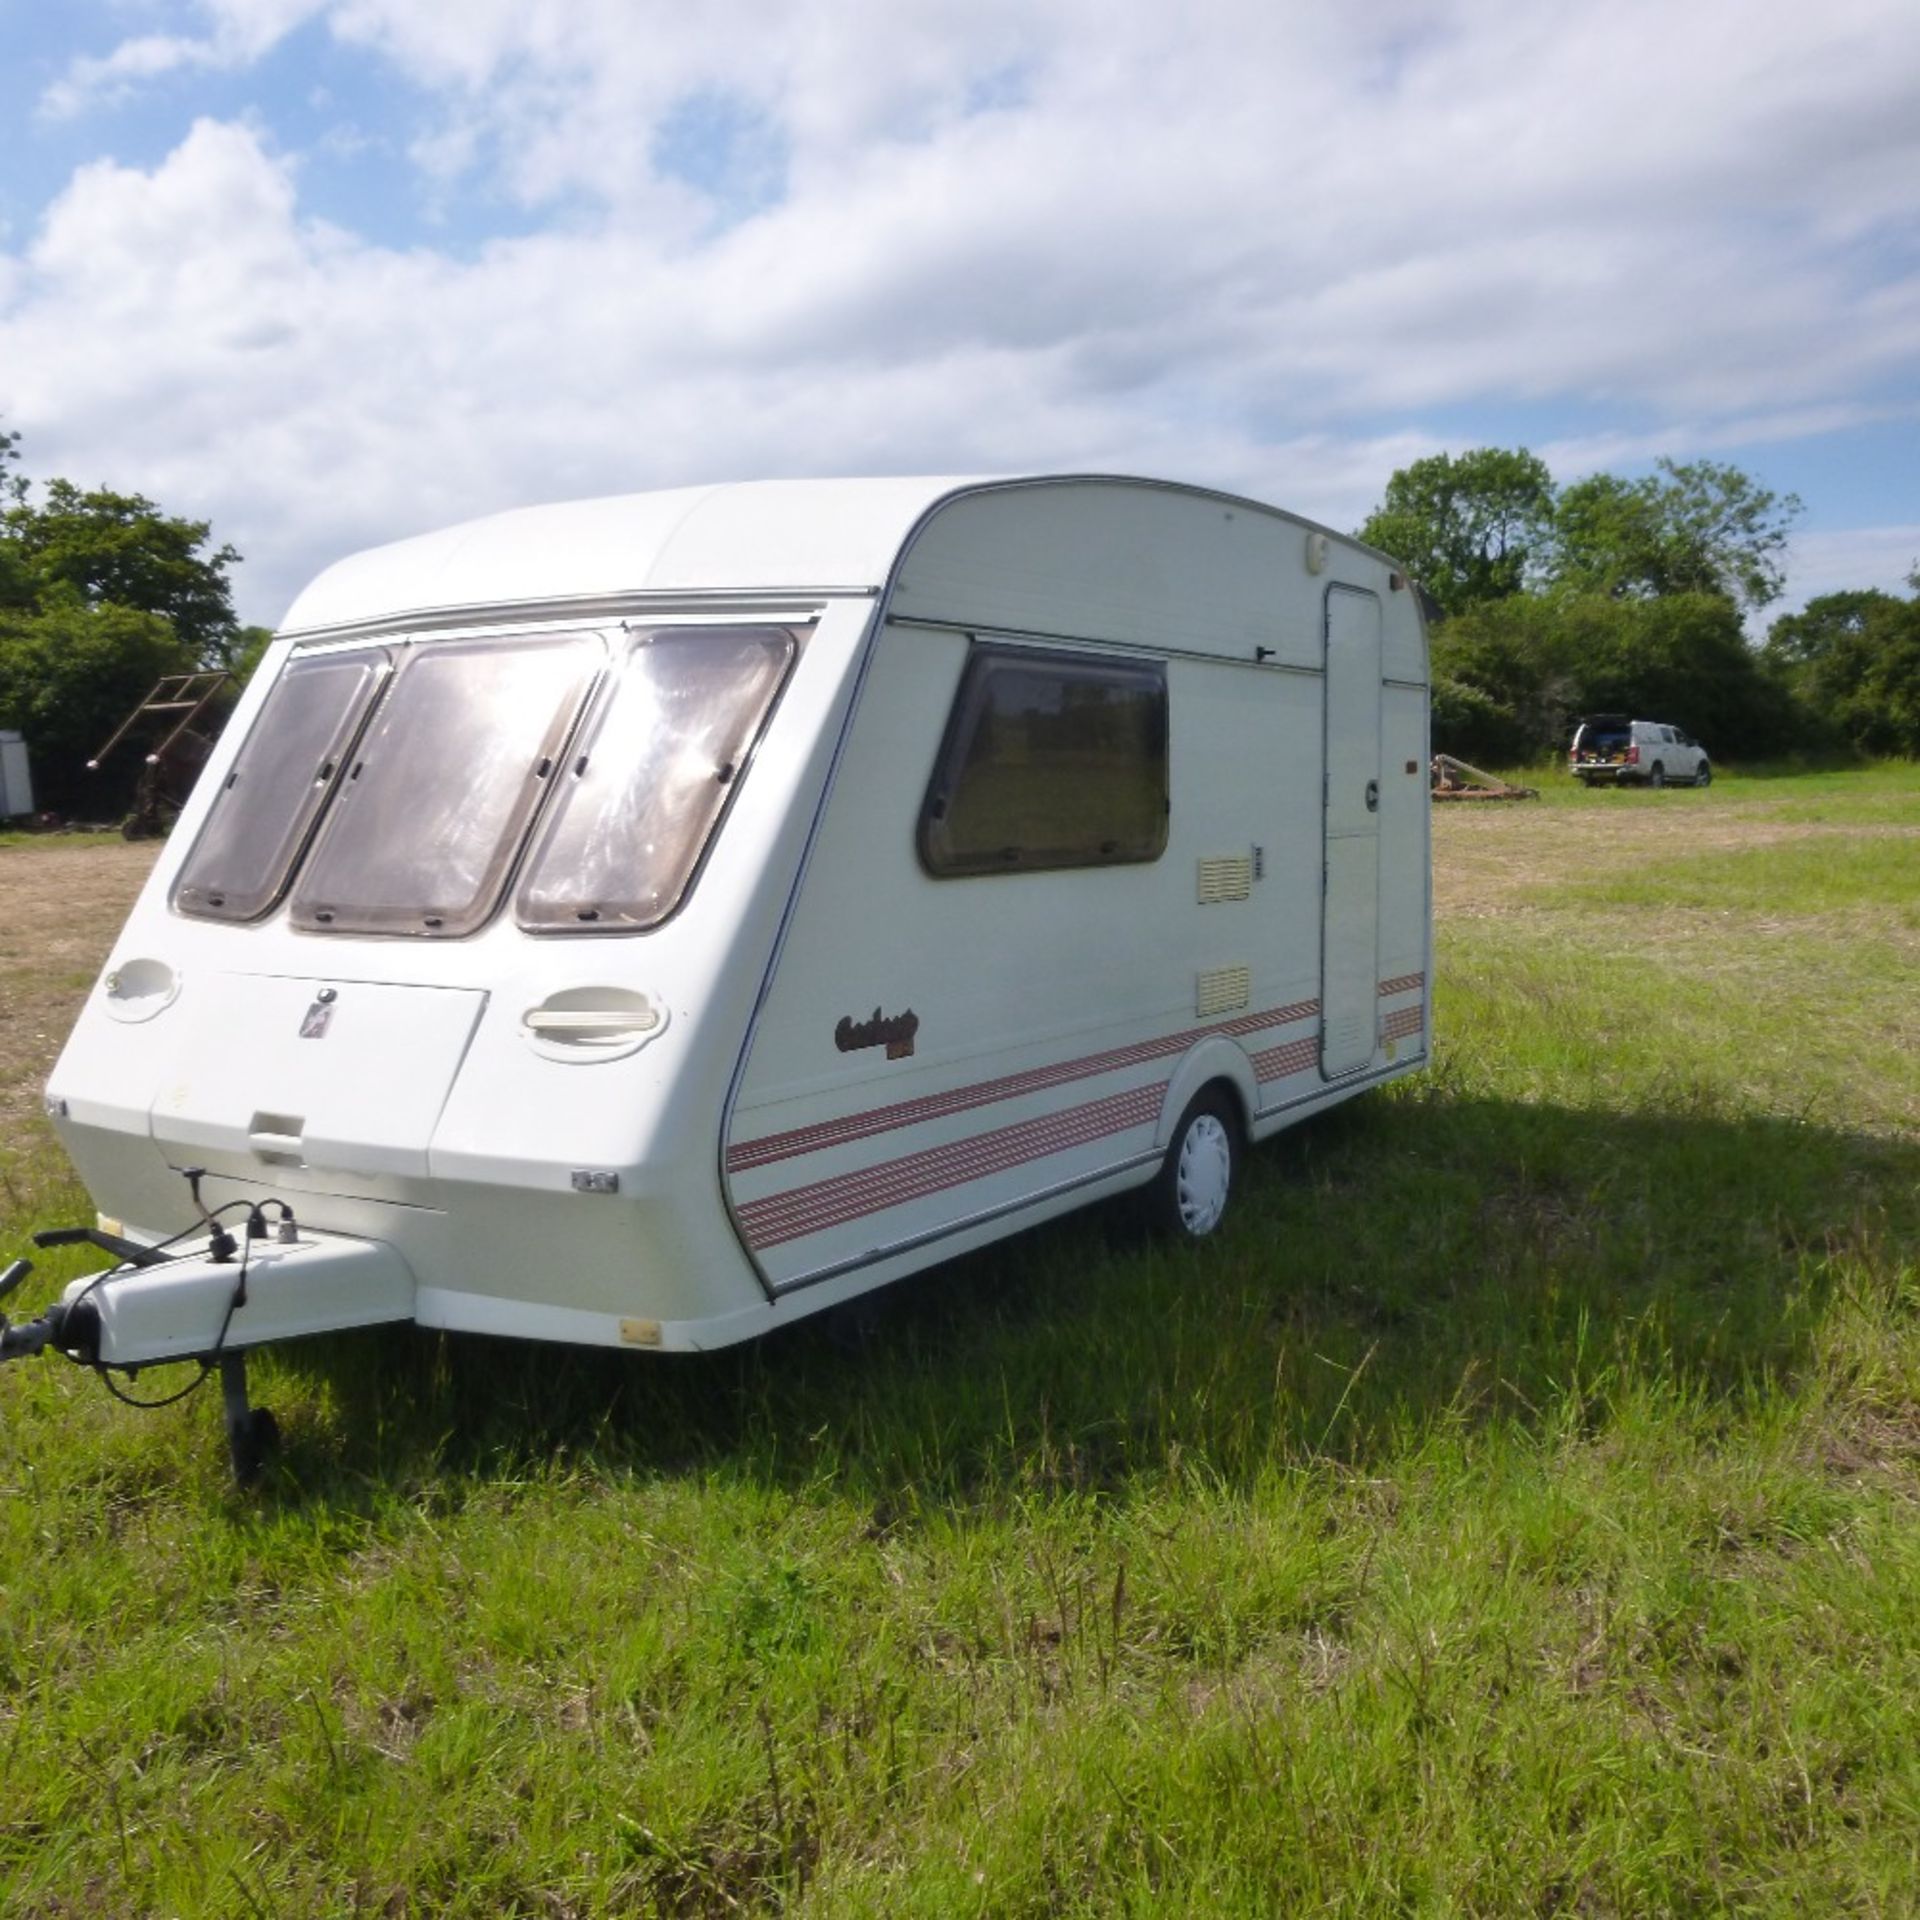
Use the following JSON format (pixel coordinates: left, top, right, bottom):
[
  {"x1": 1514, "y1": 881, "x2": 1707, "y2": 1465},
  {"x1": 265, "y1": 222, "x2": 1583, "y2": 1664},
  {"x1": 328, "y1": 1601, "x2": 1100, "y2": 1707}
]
[
  {"x1": 8, "y1": 476, "x2": 1431, "y2": 1474},
  {"x1": 0, "y1": 729, "x2": 33, "y2": 817}
]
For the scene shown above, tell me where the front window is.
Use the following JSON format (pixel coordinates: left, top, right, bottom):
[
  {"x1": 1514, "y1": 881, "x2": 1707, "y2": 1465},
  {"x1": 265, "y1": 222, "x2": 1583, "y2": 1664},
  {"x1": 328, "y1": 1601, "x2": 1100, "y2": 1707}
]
[
  {"x1": 174, "y1": 648, "x2": 390, "y2": 922},
  {"x1": 289, "y1": 635, "x2": 599, "y2": 937},
  {"x1": 516, "y1": 625, "x2": 798, "y2": 932}
]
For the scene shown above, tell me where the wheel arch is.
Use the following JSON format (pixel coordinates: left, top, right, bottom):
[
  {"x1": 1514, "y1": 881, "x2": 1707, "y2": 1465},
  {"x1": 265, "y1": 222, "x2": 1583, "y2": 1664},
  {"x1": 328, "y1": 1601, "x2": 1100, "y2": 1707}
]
[{"x1": 1153, "y1": 1039, "x2": 1258, "y2": 1151}]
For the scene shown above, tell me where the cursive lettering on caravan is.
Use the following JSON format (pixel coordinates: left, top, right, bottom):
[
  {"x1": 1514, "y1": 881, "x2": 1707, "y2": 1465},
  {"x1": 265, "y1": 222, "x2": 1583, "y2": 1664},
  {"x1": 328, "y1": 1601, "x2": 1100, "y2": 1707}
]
[{"x1": 835, "y1": 1007, "x2": 919, "y2": 1060}]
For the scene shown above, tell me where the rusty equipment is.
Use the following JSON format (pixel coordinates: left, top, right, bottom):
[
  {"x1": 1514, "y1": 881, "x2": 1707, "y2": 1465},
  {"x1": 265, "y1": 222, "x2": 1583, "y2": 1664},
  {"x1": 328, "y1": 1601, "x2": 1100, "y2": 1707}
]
[
  {"x1": 1429, "y1": 754, "x2": 1538, "y2": 802},
  {"x1": 87, "y1": 671, "x2": 236, "y2": 839}
]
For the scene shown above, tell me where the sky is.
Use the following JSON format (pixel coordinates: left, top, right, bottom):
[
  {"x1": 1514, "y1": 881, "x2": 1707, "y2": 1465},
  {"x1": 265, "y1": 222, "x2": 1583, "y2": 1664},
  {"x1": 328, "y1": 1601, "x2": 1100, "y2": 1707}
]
[{"x1": 1, "y1": 0, "x2": 1916, "y2": 629}]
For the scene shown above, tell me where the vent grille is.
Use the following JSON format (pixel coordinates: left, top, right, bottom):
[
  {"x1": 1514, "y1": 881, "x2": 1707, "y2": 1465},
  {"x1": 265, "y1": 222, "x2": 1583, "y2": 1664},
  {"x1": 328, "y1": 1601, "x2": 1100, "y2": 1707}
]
[
  {"x1": 1197, "y1": 855, "x2": 1253, "y2": 904},
  {"x1": 1196, "y1": 965, "x2": 1251, "y2": 1017}
]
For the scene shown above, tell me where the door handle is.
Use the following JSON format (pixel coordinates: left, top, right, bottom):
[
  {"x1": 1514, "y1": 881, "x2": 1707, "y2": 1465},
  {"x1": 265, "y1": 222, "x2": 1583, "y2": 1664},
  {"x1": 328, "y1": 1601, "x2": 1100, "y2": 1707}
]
[
  {"x1": 523, "y1": 1008, "x2": 661, "y2": 1035},
  {"x1": 1364, "y1": 778, "x2": 1380, "y2": 813}
]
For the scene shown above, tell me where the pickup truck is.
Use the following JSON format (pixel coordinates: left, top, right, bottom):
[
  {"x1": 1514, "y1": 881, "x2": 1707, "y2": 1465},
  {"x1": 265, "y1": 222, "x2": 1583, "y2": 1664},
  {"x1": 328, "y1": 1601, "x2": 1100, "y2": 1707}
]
[{"x1": 1569, "y1": 716, "x2": 1711, "y2": 788}]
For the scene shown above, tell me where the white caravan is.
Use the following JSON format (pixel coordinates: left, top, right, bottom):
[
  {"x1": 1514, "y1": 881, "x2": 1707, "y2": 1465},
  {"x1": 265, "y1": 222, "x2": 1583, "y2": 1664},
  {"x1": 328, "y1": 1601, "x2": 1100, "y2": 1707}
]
[{"x1": 7, "y1": 476, "x2": 1431, "y2": 1474}]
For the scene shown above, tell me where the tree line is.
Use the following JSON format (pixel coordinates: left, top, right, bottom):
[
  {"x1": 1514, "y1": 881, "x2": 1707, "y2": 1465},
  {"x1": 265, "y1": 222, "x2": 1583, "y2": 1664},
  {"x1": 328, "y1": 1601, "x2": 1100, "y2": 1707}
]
[
  {"x1": 1357, "y1": 448, "x2": 1920, "y2": 765},
  {"x1": 0, "y1": 428, "x2": 271, "y2": 816},
  {"x1": 2, "y1": 426, "x2": 1914, "y2": 825}
]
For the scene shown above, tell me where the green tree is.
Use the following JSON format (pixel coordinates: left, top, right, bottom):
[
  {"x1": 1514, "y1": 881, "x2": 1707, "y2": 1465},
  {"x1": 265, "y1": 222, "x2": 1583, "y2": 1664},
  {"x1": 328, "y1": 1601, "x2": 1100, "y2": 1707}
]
[
  {"x1": 2, "y1": 478, "x2": 241, "y2": 665},
  {"x1": 0, "y1": 596, "x2": 196, "y2": 812},
  {"x1": 0, "y1": 440, "x2": 249, "y2": 816},
  {"x1": 1433, "y1": 590, "x2": 1805, "y2": 763},
  {"x1": 1356, "y1": 447, "x2": 1557, "y2": 615},
  {"x1": 1562, "y1": 591, "x2": 1802, "y2": 751},
  {"x1": 1551, "y1": 458, "x2": 1801, "y2": 611},
  {"x1": 1764, "y1": 582, "x2": 1920, "y2": 756},
  {"x1": 1427, "y1": 595, "x2": 1576, "y2": 762},
  {"x1": 0, "y1": 427, "x2": 29, "y2": 609},
  {"x1": 231, "y1": 623, "x2": 277, "y2": 685}
]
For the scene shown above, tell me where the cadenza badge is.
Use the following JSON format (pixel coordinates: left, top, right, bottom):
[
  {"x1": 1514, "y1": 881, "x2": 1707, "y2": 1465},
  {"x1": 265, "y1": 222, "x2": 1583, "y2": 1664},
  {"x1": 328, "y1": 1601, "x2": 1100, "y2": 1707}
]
[{"x1": 835, "y1": 1006, "x2": 919, "y2": 1060}]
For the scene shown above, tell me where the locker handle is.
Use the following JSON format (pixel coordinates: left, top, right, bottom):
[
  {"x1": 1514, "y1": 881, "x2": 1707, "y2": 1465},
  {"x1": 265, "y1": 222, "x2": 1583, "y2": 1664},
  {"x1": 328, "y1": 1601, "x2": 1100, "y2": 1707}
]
[{"x1": 1365, "y1": 778, "x2": 1380, "y2": 813}]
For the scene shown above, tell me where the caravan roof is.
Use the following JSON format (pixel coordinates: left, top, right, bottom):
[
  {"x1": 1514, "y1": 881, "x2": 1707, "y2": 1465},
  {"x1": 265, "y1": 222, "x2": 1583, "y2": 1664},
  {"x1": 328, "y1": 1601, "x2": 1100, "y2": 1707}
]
[
  {"x1": 281, "y1": 477, "x2": 987, "y2": 635},
  {"x1": 279, "y1": 475, "x2": 1395, "y2": 640}
]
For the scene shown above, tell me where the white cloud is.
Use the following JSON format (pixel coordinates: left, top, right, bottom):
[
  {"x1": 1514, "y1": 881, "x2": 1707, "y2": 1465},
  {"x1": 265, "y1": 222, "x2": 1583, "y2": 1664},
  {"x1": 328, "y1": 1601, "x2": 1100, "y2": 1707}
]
[
  {"x1": 40, "y1": 3, "x2": 329, "y2": 119},
  {"x1": 1539, "y1": 405, "x2": 1918, "y2": 483},
  {"x1": 1777, "y1": 525, "x2": 1920, "y2": 616},
  {"x1": 41, "y1": 35, "x2": 221, "y2": 120},
  {"x1": 5, "y1": 1, "x2": 1919, "y2": 622}
]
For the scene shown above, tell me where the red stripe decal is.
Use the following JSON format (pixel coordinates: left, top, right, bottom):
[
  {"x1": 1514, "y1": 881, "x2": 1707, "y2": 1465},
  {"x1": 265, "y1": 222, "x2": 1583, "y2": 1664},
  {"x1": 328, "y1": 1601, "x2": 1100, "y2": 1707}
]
[
  {"x1": 738, "y1": 1080, "x2": 1169, "y2": 1249},
  {"x1": 1382, "y1": 1004, "x2": 1425, "y2": 1041},
  {"x1": 728, "y1": 998, "x2": 1321, "y2": 1171},
  {"x1": 1251, "y1": 1034, "x2": 1320, "y2": 1081},
  {"x1": 1377, "y1": 972, "x2": 1426, "y2": 997}
]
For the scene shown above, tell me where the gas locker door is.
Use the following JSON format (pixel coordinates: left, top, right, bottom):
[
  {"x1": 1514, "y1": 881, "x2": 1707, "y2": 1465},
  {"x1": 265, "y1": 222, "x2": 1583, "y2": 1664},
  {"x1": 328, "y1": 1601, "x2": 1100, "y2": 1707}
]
[{"x1": 1320, "y1": 586, "x2": 1383, "y2": 1078}]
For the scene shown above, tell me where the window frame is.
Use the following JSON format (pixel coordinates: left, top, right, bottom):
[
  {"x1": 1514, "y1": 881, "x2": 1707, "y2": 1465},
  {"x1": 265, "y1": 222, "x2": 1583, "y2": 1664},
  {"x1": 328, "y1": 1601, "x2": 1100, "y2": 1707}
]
[{"x1": 916, "y1": 641, "x2": 1171, "y2": 880}]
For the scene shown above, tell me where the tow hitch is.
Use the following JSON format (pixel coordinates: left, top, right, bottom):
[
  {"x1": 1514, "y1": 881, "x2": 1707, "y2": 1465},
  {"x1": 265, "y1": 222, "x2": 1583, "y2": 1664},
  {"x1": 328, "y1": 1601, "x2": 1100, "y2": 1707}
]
[
  {"x1": 2, "y1": 1174, "x2": 416, "y2": 1482},
  {"x1": 0, "y1": 1254, "x2": 65, "y2": 1360},
  {"x1": 3, "y1": 1236, "x2": 278, "y2": 1481}
]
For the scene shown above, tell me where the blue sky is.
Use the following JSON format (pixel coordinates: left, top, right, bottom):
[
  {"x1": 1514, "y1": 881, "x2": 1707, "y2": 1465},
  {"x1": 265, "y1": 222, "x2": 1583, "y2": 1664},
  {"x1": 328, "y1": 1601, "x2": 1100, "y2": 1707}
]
[{"x1": 2, "y1": 0, "x2": 1915, "y2": 625}]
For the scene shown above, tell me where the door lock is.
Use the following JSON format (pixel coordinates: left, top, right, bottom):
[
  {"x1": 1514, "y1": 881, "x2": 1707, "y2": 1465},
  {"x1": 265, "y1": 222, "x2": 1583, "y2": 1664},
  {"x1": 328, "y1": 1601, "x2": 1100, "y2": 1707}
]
[{"x1": 1364, "y1": 778, "x2": 1380, "y2": 813}]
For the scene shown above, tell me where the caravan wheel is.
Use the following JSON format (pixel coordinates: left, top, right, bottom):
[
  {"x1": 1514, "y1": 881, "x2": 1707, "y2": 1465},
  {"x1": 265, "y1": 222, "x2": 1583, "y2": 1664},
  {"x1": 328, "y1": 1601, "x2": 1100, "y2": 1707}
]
[{"x1": 1146, "y1": 1091, "x2": 1239, "y2": 1240}]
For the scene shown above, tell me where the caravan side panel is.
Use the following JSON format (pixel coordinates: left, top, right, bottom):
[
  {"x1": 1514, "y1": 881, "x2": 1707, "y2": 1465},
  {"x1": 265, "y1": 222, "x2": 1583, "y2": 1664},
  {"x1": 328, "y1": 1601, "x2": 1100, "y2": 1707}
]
[
  {"x1": 721, "y1": 479, "x2": 1429, "y2": 1297},
  {"x1": 722, "y1": 623, "x2": 1329, "y2": 1291}
]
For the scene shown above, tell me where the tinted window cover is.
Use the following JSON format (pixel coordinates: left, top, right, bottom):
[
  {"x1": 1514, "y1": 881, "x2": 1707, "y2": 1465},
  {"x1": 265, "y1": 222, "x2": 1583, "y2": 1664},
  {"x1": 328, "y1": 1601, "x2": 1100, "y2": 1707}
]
[
  {"x1": 920, "y1": 646, "x2": 1169, "y2": 876},
  {"x1": 517, "y1": 626, "x2": 797, "y2": 932},
  {"x1": 290, "y1": 634, "x2": 598, "y2": 937},
  {"x1": 174, "y1": 648, "x2": 391, "y2": 922}
]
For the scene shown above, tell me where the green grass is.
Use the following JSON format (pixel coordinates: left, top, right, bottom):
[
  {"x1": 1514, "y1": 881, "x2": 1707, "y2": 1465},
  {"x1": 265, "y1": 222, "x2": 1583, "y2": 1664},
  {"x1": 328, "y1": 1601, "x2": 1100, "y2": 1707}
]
[
  {"x1": 1549, "y1": 836, "x2": 1920, "y2": 928},
  {"x1": 1484, "y1": 757, "x2": 1920, "y2": 816},
  {"x1": 0, "y1": 830, "x2": 125, "y2": 849},
  {"x1": 3, "y1": 769, "x2": 1919, "y2": 1914}
]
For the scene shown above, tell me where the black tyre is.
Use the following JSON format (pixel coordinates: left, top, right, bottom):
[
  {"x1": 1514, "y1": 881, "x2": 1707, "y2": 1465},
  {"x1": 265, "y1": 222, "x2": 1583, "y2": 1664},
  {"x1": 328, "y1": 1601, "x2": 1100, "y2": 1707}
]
[
  {"x1": 1648, "y1": 762, "x2": 1666, "y2": 789},
  {"x1": 1144, "y1": 1090, "x2": 1239, "y2": 1241},
  {"x1": 1695, "y1": 761, "x2": 1712, "y2": 787},
  {"x1": 228, "y1": 1406, "x2": 279, "y2": 1484}
]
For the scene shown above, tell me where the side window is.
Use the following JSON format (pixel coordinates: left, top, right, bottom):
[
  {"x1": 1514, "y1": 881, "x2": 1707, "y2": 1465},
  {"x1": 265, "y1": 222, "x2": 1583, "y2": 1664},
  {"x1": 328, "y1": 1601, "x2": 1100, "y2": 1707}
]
[{"x1": 918, "y1": 645, "x2": 1169, "y2": 877}]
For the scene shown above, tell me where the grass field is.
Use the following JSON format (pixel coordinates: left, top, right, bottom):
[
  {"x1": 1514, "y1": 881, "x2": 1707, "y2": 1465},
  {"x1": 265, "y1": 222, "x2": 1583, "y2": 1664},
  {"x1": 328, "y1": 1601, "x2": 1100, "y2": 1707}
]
[{"x1": 3, "y1": 768, "x2": 1918, "y2": 1915}]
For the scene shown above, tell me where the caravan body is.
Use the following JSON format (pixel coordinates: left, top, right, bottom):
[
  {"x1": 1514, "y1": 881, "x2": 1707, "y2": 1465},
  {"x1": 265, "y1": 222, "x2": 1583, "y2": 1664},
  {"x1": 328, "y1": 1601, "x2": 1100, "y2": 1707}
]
[{"x1": 42, "y1": 476, "x2": 1431, "y2": 1369}]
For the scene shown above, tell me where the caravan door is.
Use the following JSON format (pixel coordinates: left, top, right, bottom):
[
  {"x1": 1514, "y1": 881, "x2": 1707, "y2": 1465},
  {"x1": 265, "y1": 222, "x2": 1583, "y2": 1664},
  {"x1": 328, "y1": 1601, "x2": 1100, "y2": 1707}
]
[{"x1": 1320, "y1": 586, "x2": 1383, "y2": 1077}]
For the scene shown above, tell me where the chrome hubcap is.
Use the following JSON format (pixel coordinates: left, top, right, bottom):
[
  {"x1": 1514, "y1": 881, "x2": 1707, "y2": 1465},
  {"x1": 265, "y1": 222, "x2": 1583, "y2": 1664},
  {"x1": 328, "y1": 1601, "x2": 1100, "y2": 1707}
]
[{"x1": 1175, "y1": 1114, "x2": 1232, "y2": 1234}]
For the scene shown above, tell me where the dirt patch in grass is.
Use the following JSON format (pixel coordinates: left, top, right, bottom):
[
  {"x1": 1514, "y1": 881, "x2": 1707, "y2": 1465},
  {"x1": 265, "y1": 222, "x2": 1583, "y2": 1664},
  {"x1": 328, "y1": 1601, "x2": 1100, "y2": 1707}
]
[
  {"x1": 1433, "y1": 798, "x2": 1919, "y2": 920},
  {"x1": 0, "y1": 840, "x2": 159, "y2": 1131}
]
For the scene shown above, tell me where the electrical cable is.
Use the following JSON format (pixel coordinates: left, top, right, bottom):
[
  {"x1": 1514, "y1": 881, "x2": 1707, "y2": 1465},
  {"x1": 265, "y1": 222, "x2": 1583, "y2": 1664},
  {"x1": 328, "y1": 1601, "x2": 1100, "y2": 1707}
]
[{"x1": 56, "y1": 1196, "x2": 270, "y2": 1410}]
